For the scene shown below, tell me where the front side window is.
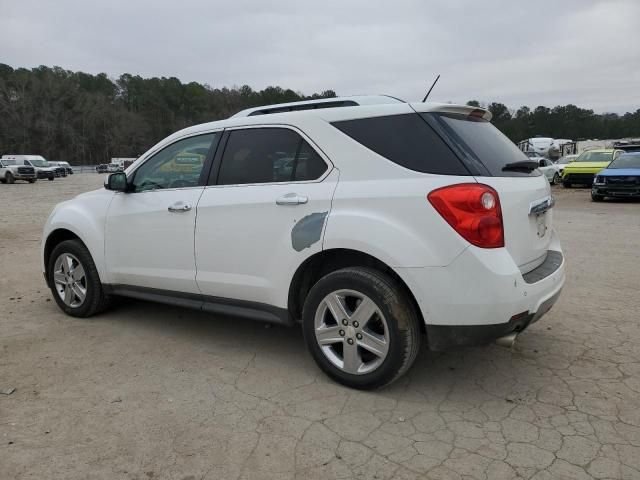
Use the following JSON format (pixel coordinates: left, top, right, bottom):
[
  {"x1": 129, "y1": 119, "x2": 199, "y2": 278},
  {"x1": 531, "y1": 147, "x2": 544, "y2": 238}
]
[
  {"x1": 217, "y1": 128, "x2": 327, "y2": 185},
  {"x1": 131, "y1": 133, "x2": 217, "y2": 192}
]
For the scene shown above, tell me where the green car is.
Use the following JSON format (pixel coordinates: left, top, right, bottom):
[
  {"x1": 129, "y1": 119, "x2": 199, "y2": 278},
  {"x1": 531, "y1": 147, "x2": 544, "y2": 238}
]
[{"x1": 562, "y1": 149, "x2": 624, "y2": 187}]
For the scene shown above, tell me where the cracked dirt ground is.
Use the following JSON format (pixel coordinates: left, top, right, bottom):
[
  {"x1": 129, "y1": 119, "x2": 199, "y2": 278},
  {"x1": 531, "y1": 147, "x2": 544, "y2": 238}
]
[{"x1": 1, "y1": 175, "x2": 640, "y2": 480}]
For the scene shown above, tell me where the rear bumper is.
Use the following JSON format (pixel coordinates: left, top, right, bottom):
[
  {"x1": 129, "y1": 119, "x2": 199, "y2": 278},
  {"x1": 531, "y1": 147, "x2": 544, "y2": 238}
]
[{"x1": 396, "y1": 229, "x2": 565, "y2": 350}]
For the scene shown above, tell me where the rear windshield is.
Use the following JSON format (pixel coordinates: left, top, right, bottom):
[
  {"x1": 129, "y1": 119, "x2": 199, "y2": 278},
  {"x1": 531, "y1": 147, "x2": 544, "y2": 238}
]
[{"x1": 421, "y1": 113, "x2": 539, "y2": 177}]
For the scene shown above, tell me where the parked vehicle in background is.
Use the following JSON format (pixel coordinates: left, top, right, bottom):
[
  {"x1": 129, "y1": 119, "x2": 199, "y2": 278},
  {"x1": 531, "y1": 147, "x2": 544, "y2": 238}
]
[
  {"x1": 523, "y1": 152, "x2": 560, "y2": 184},
  {"x1": 0, "y1": 159, "x2": 37, "y2": 183},
  {"x1": 612, "y1": 140, "x2": 640, "y2": 153},
  {"x1": 110, "y1": 158, "x2": 136, "y2": 171},
  {"x1": 96, "y1": 164, "x2": 109, "y2": 173},
  {"x1": 592, "y1": 152, "x2": 640, "y2": 201},
  {"x1": 2, "y1": 155, "x2": 56, "y2": 181},
  {"x1": 106, "y1": 163, "x2": 121, "y2": 173},
  {"x1": 50, "y1": 161, "x2": 74, "y2": 175},
  {"x1": 562, "y1": 149, "x2": 623, "y2": 187},
  {"x1": 537, "y1": 158, "x2": 561, "y2": 184},
  {"x1": 42, "y1": 97, "x2": 565, "y2": 389},
  {"x1": 519, "y1": 137, "x2": 554, "y2": 157},
  {"x1": 555, "y1": 154, "x2": 579, "y2": 177}
]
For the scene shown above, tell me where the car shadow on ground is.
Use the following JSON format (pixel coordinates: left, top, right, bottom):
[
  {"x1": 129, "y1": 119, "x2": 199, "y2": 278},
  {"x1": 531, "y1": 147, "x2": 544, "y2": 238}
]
[{"x1": 93, "y1": 296, "x2": 562, "y2": 401}]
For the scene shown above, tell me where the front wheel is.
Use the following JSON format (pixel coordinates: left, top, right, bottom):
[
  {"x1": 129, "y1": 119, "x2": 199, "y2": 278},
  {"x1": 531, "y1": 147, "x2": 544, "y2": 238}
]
[
  {"x1": 563, "y1": 180, "x2": 572, "y2": 188},
  {"x1": 552, "y1": 173, "x2": 560, "y2": 185},
  {"x1": 591, "y1": 193, "x2": 604, "y2": 202},
  {"x1": 47, "y1": 239, "x2": 112, "y2": 317},
  {"x1": 302, "y1": 267, "x2": 421, "y2": 390},
  {"x1": 28, "y1": 179, "x2": 36, "y2": 183},
  {"x1": 6, "y1": 172, "x2": 15, "y2": 184},
  {"x1": 48, "y1": 177, "x2": 54, "y2": 181}
]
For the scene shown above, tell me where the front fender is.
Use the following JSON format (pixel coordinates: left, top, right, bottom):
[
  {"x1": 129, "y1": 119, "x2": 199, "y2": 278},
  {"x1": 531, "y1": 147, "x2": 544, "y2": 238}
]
[{"x1": 42, "y1": 189, "x2": 114, "y2": 282}]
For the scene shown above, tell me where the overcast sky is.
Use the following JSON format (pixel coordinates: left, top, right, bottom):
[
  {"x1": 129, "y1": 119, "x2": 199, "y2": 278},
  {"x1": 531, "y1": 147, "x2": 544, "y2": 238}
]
[{"x1": 2, "y1": 0, "x2": 639, "y2": 113}]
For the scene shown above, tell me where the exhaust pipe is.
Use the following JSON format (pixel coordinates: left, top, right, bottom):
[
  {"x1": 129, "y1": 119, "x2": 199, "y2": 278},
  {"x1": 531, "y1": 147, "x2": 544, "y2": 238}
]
[{"x1": 495, "y1": 332, "x2": 518, "y2": 349}]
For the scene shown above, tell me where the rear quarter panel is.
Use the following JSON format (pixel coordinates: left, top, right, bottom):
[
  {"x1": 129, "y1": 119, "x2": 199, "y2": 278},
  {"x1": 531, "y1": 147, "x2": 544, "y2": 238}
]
[{"x1": 323, "y1": 176, "x2": 473, "y2": 268}]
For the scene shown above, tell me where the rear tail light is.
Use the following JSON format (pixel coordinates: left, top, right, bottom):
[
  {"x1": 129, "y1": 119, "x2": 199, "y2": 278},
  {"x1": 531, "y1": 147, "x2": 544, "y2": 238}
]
[{"x1": 428, "y1": 183, "x2": 504, "y2": 248}]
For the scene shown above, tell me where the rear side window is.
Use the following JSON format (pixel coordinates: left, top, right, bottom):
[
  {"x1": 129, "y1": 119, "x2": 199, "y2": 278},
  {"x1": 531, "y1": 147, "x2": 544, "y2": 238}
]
[
  {"x1": 332, "y1": 114, "x2": 469, "y2": 175},
  {"x1": 422, "y1": 113, "x2": 539, "y2": 177},
  {"x1": 217, "y1": 128, "x2": 327, "y2": 185}
]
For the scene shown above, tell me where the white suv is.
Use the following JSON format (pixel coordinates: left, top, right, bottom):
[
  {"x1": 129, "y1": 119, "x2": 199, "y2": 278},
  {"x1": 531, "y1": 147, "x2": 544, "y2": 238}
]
[{"x1": 42, "y1": 96, "x2": 565, "y2": 389}]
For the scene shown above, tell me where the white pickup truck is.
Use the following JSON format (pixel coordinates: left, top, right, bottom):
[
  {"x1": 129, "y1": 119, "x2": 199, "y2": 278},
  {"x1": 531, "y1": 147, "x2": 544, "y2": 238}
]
[{"x1": 0, "y1": 159, "x2": 37, "y2": 184}]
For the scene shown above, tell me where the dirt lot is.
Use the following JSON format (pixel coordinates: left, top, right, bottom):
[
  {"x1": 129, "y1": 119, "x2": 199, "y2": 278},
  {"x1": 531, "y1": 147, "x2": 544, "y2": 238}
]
[{"x1": 1, "y1": 174, "x2": 640, "y2": 480}]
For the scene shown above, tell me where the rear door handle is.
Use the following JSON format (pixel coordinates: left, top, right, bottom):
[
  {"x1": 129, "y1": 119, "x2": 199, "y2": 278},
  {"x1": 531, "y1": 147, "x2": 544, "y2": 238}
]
[
  {"x1": 168, "y1": 202, "x2": 192, "y2": 213},
  {"x1": 276, "y1": 193, "x2": 308, "y2": 206}
]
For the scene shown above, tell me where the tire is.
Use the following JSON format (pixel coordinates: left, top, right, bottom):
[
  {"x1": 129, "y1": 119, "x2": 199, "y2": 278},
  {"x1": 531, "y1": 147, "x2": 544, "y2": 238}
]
[
  {"x1": 562, "y1": 180, "x2": 571, "y2": 188},
  {"x1": 47, "y1": 239, "x2": 112, "y2": 317},
  {"x1": 552, "y1": 173, "x2": 560, "y2": 185},
  {"x1": 28, "y1": 179, "x2": 36, "y2": 183},
  {"x1": 6, "y1": 172, "x2": 15, "y2": 184},
  {"x1": 48, "y1": 177, "x2": 54, "y2": 181},
  {"x1": 302, "y1": 267, "x2": 421, "y2": 390},
  {"x1": 591, "y1": 193, "x2": 604, "y2": 202}
]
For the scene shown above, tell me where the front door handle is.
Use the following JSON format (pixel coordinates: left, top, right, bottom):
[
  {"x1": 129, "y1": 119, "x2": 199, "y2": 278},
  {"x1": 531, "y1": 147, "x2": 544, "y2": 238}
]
[
  {"x1": 168, "y1": 202, "x2": 192, "y2": 213},
  {"x1": 276, "y1": 193, "x2": 308, "y2": 206}
]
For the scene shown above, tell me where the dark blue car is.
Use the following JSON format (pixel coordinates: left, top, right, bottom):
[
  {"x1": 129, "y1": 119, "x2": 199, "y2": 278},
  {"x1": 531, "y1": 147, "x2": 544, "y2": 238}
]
[{"x1": 592, "y1": 152, "x2": 640, "y2": 201}]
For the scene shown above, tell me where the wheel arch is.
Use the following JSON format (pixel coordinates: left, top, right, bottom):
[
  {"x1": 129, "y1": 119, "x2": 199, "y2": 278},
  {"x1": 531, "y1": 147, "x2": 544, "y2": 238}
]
[
  {"x1": 287, "y1": 248, "x2": 425, "y2": 332},
  {"x1": 43, "y1": 229, "x2": 85, "y2": 285}
]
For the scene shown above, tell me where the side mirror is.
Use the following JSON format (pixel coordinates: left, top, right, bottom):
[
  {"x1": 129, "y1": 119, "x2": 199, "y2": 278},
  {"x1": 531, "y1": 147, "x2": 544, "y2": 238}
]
[{"x1": 105, "y1": 172, "x2": 128, "y2": 192}]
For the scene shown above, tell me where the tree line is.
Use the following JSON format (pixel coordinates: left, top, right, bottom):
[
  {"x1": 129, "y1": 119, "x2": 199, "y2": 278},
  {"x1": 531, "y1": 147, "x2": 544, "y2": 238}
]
[
  {"x1": 0, "y1": 64, "x2": 638, "y2": 165},
  {"x1": 468, "y1": 100, "x2": 640, "y2": 144}
]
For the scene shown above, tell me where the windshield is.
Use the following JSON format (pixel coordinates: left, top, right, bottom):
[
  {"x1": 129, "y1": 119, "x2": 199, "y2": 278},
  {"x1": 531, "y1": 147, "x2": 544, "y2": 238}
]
[
  {"x1": 30, "y1": 160, "x2": 49, "y2": 167},
  {"x1": 524, "y1": 151, "x2": 540, "y2": 158},
  {"x1": 557, "y1": 156, "x2": 574, "y2": 164},
  {"x1": 577, "y1": 151, "x2": 612, "y2": 162},
  {"x1": 608, "y1": 154, "x2": 640, "y2": 169}
]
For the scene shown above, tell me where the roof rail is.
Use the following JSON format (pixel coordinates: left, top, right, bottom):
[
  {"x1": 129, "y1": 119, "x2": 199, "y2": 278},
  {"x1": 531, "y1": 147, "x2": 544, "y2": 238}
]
[{"x1": 230, "y1": 95, "x2": 405, "y2": 118}]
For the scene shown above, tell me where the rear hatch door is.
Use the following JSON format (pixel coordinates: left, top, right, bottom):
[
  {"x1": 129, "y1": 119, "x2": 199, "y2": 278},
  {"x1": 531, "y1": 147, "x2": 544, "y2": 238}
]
[{"x1": 418, "y1": 107, "x2": 554, "y2": 272}]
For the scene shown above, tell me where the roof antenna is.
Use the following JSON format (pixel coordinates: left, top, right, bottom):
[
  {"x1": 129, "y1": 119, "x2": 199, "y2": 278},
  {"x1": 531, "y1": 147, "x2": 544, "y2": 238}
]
[{"x1": 422, "y1": 74, "x2": 441, "y2": 102}]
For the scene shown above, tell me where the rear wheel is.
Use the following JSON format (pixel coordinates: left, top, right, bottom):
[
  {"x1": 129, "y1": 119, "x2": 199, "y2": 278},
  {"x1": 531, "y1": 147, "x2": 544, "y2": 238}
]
[
  {"x1": 6, "y1": 172, "x2": 15, "y2": 184},
  {"x1": 302, "y1": 267, "x2": 421, "y2": 390},
  {"x1": 48, "y1": 239, "x2": 112, "y2": 317}
]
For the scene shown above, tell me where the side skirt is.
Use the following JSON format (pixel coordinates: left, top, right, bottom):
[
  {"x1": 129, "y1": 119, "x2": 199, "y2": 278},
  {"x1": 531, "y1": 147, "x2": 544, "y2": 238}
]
[{"x1": 104, "y1": 284, "x2": 293, "y2": 326}]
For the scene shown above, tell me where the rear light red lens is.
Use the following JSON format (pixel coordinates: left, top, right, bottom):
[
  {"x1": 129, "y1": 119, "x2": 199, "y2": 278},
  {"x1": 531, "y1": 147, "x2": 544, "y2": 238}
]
[{"x1": 428, "y1": 183, "x2": 504, "y2": 248}]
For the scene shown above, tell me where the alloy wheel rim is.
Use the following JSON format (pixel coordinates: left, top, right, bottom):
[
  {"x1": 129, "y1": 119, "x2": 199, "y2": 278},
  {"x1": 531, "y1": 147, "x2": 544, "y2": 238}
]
[
  {"x1": 314, "y1": 289, "x2": 389, "y2": 375},
  {"x1": 53, "y1": 253, "x2": 87, "y2": 308}
]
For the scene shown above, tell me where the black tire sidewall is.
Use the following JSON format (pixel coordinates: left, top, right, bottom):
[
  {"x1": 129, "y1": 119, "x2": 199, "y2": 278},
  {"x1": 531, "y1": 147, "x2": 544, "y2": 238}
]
[
  {"x1": 302, "y1": 268, "x2": 415, "y2": 389},
  {"x1": 47, "y1": 240, "x2": 103, "y2": 317}
]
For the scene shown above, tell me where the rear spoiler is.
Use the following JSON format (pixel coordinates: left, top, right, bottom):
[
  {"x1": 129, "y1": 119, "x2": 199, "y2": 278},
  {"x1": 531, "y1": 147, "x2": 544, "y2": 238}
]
[{"x1": 410, "y1": 102, "x2": 492, "y2": 122}]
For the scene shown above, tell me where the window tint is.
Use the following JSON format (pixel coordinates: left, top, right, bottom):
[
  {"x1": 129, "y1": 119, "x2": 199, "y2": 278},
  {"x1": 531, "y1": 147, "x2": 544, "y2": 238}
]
[
  {"x1": 332, "y1": 114, "x2": 469, "y2": 175},
  {"x1": 217, "y1": 128, "x2": 327, "y2": 185},
  {"x1": 422, "y1": 113, "x2": 540, "y2": 177},
  {"x1": 132, "y1": 133, "x2": 216, "y2": 192}
]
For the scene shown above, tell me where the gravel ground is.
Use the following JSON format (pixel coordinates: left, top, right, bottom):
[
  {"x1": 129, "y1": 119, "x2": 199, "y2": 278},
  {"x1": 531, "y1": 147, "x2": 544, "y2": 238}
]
[{"x1": 1, "y1": 174, "x2": 640, "y2": 480}]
